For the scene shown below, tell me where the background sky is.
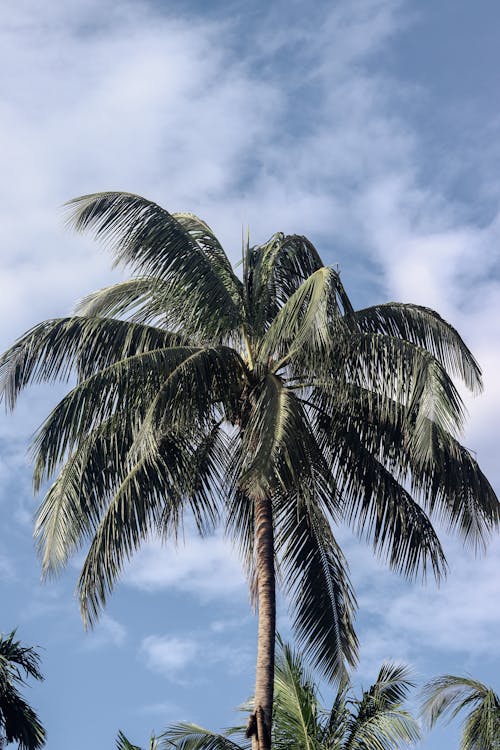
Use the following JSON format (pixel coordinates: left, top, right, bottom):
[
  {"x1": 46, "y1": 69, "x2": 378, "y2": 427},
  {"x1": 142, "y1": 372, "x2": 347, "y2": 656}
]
[{"x1": 1, "y1": 1, "x2": 499, "y2": 748}]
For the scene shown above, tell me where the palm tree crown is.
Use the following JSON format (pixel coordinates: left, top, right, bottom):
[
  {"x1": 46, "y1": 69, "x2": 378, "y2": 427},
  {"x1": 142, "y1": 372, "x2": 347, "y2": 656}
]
[
  {"x1": 421, "y1": 675, "x2": 500, "y2": 750},
  {"x1": 163, "y1": 638, "x2": 421, "y2": 750},
  {"x1": 0, "y1": 630, "x2": 46, "y2": 750},
  {"x1": 1, "y1": 192, "x2": 498, "y2": 749}
]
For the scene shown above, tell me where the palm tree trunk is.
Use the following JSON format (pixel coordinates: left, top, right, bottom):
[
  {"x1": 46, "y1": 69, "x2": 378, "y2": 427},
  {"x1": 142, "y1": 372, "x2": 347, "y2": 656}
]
[{"x1": 248, "y1": 495, "x2": 276, "y2": 750}]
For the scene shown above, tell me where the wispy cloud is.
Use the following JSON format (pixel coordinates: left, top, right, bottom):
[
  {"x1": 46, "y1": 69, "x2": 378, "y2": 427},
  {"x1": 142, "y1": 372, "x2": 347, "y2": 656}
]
[
  {"x1": 140, "y1": 634, "x2": 199, "y2": 678},
  {"x1": 83, "y1": 613, "x2": 127, "y2": 650},
  {"x1": 139, "y1": 630, "x2": 254, "y2": 684},
  {"x1": 125, "y1": 533, "x2": 246, "y2": 602}
]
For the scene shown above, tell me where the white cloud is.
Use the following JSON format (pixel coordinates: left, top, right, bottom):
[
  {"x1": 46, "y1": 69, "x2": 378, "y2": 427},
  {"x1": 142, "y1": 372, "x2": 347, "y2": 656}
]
[
  {"x1": 83, "y1": 613, "x2": 127, "y2": 650},
  {"x1": 125, "y1": 533, "x2": 246, "y2": 601},
  {"x1": 339, "y1": 530, "x2": 500, "y2": 678},
  {"x1": 140, "y1": 634, "x2": 199, "y2": 677},
  {"x1": 139, "y1": 631, "x2": 253, "y2": 683}
]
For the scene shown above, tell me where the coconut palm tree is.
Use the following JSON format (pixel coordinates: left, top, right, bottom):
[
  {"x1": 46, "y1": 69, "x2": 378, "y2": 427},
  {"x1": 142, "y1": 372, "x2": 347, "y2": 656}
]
[
  {"x1": 0, "y1": 630, "x2": 46, "y2": 750},
  {"x1": 421, "y1": 675, "x2": 500, "y2": 750},
  {"x1": 162, "y1": 637, "x2": 421, "y2": 750},
  {"x1": 0, "y1": 192, "x2": 498, "y2": 750},
  {"x1": 116, "y1": 729, "x2": 159, "y2": 750}
]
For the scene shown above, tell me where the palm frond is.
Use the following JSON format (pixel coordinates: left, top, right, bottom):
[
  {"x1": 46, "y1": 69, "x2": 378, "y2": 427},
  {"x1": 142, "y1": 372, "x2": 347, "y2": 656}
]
[
  {"x1": 75, "y1": 278, "x2": 184, "y2": 328},
  {"x1": 322, "y1": 331, "x2": 467, "y2": 440},
  {"x1": 244, "y1": 234, "x2": 352, "y2": 337},
  {"x1": 127, "y1": 346, "x2": 246, "y2": 462},
  {"x1": 31, "y1": 345, "x2": 236, "y2": 486},
  {"x1": 343, "y1": 663, "x2": 420, "y2": 750},
  {"x1": 257, "y1": 267, "x2": 337, "y2": 370},
  {"x1": 0, "y1": 684, "x2": 46, "y2": 750},
  {"x1": 116, "y1": 730, "x2": 143, "y2": 750},
  {"x1": 0, "y1": 631, "x2": 43, "y2": 683},
  {"x1": 329, "y1": 421, "x2": 448, "y2": 580},
  {"x1": 347, "y1": 303, "x2": 482, "y2": 393},
  {"x1": 66, "y1": 192, "x2": 243, "y2": 340},
  {"x1": 272, "y1": 637, "x2": 322, "y2": 750},
  {"x1": 172, "y1": 212, "x2": 243, "y2": 307},
  {"x1": 77, "y1": 426, "x2": 223, "y2": 626},
  {"x1": 159, "y1": 723, "x2": 247, "y2": 750},
  {"x1": 238, "y1": 374, "x2": 299, "y2": 499},
  {"x1": 0, "y1": 632, "x2": 45, "y2": 750},
  {"x1": 311, "y1": 383, "x2": 499, "y2": 552},
  {"x1": 276, "y1": 494, "x2": 358, "y2": 684},
  {"x1": 421, "y1": 675, "x2": 500, "y2": 750},
  {"x1": 0, "y1": 316, "x2": 186, "y2": 409},
  {"x1": 34, "y1": 412, "x2": 135, "y2": 576}
]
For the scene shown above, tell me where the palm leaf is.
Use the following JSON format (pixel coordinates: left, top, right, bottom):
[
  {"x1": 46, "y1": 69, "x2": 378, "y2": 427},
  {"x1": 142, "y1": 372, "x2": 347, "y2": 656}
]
[
  {"x1": 0, "y1": 316, "x2": 186, "y2": 409},
  {"x1": 238, "y1": 374, "x2": 298, "y2": 499},
  {"x1": 343, "y1": 663, "x2": 420, "y2": 750},
  {"x1": 66, "y1": 192, "x2": 243, "y2": 340},
  {"x1": 116, "y1": 730, "x2": 143, "y2": 750},
  {"x1": 275, "y1": 493, "x2": 358, "y2": 684},
  {"x1": 172, "y1": 212, "x2": 243, "y2": 307},
  {"x1": 257, "y1": 267, "x2": 338, "y2": 370},
  {"x1": 159, "y1": 723, "x2": 247, "y2": 750},
  {"x1": 329, "y1": 421, "x2": 448, "y2": 580},
  {"x1": 347, "y1": 303, "x2": 482, "y2": 393},
  {"x1": 77, "y1": 425, "x2": 225, "y2": 625},
  {"x1": 272, "y1": 637, "x2": 322, "y2": 750},
  {"x1": 421, "y1": 675, "x2": 500, "y2": 750}
]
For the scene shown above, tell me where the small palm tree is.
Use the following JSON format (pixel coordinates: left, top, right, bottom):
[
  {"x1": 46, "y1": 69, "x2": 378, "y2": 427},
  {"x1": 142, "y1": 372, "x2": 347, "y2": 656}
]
[
  {"x1": 1, "y1": 192, "x2": 498, "y2": 749},
  {"x1": 0, "y1": 631, "x2": 46, "y2": 750},
  {"x1": 421, "y1": 675, "x2": 500, "y2": 750},
  {"x1": 162, "y1": 638, "x2": 421, "y2": 749},
  {"x1": 116, "y1": 729, "x2": 159, "y2": 750}
]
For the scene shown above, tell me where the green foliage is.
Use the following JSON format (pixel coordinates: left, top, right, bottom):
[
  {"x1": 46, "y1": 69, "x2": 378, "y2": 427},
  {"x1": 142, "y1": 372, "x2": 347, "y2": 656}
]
[
  {"x1": 421, "y1": 675, "x2": 500, "y2": 750},
  {"x1": 0, "y1": 630, "x2": 46, "y2": 750},
  {"x1": 161, "y1": 639, "x2": 420, "y2": 750},
  {"x1": 1, "y1": 191, "x2": 498, "y2": 686}
]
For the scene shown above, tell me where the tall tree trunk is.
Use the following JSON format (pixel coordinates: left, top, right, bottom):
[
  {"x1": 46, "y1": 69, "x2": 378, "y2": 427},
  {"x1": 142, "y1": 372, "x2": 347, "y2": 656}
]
[{"x1": 247, "y1": 495, "x2": 276, "y2": 750}]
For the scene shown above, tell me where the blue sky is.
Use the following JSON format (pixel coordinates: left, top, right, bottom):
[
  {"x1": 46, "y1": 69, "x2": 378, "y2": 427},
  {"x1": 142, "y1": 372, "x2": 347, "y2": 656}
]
[{"x1": 1, "y1": 1, "x2": 499, "y2": 748}]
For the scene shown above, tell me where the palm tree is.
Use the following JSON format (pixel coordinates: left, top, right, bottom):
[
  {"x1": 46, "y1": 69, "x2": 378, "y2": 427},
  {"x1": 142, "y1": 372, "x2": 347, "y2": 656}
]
[
  {"x1": 0, "y1": 630, "x2": 46, "y2": 750},
  {"x1": 0, "y1": 192, "x2": 498, "y2": 750},
  {"x1": 421, "y1": 675, "x2": 500, "y2": 749},
  {"x1": 162, "y1": 637, "x2": 421, "y2": 750},
  {"x1": 116, "y1": 729, "x2": 159, "y2": 750}
]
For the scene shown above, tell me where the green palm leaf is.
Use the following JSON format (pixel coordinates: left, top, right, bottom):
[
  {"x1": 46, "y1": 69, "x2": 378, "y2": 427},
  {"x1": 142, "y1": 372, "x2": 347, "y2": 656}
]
[
  {"x1": 0, "y1": 631, "x2": 46, "y2": 750},
  {"x1": 275, "y1": 494, "x2": 358, "y2": 683},
  {"x1": 159, "y1": 723, "x2": 248, "y2": 750},
  {"x1": 348, "y1": 303, "x2": 482, "y2": 393},
  {"x1": 421, "y1": 675, "x2": 500, "y2": 750},
  {"x1": 66, "y1": 192, "x2": 243, "y2": 340}
]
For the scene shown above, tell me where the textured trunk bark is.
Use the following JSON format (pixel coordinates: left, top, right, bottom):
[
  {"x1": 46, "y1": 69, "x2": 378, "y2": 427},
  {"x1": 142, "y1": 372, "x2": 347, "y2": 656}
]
[{"x1": 247, "y1": 495, "x2": 275, "y2": 750}]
